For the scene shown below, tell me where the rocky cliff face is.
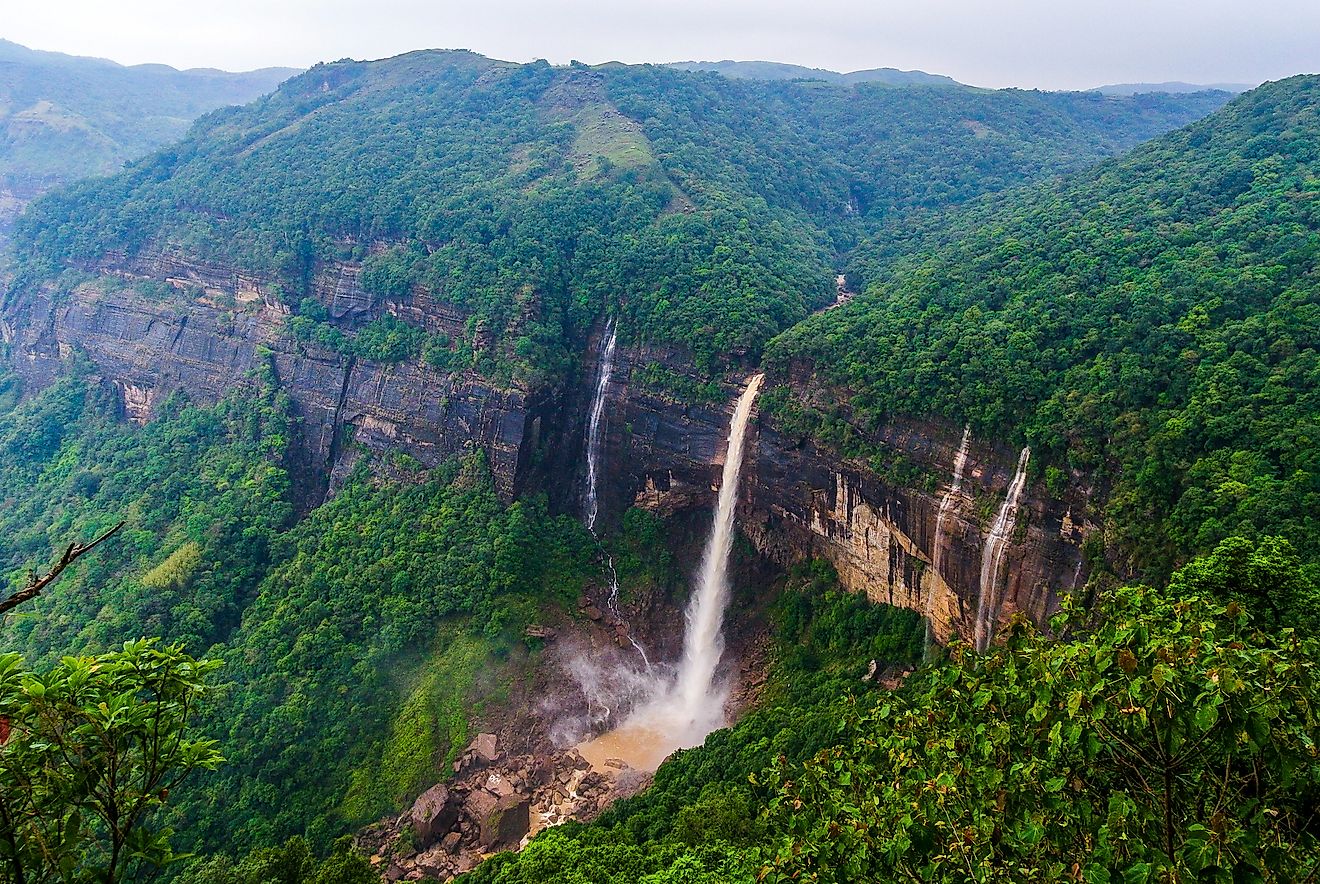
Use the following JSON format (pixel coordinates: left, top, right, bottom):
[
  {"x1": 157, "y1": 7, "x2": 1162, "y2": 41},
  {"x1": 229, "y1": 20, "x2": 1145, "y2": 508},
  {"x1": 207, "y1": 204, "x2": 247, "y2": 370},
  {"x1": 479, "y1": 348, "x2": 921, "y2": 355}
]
[
  {"x1": 3, "y1": 254, "x2": 1095, "y2": 644},
  {"x1": 589, "y1": 347, "x2": 1097, "y2": 645},
  {"x1": 3, "y1": 251, "x2": 536, "y2": 505}
]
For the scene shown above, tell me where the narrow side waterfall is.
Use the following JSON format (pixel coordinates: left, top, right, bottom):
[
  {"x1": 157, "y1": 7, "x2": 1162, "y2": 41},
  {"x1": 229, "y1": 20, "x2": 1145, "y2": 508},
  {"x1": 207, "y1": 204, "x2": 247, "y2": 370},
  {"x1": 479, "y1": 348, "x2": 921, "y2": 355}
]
[
  {"x1": 973, "y1": 446, "x2": 1031, "y2": 652},
  {"x1": 583, "y1": 319, "x2": 617, "y2": 532},
  {"x1": 925, "y1": 425, "x2": 972, "y2": 651},
  {"x1": 668, "y1": 372, "x2": 764, "y2": 732},
  {"x1": 577, "y1": 374, "x2": 764, "y2": 771}
]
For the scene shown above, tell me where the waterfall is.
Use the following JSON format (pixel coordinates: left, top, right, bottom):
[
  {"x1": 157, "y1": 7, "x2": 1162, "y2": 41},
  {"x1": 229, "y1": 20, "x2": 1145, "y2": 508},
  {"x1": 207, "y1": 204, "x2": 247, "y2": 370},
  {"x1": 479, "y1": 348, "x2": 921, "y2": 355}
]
[
  {"x1": 576, "y1": 373, "x2": 764, "y2": 770},
  {"x1": 605, "y1": 554, "x2": 652, "y2": 671},
  {"x1": 973, "y1": 446, "x2": 1031, "y2": 652},
  {"x1": 668, "y1": 373, "x2": 764, "y2": 734},
  {"x1": 583, "y1": 319, "x2": 617, "y2": 532},
  {"x1": 925, "y1": 425, "x2": 971, "y2": 652}
]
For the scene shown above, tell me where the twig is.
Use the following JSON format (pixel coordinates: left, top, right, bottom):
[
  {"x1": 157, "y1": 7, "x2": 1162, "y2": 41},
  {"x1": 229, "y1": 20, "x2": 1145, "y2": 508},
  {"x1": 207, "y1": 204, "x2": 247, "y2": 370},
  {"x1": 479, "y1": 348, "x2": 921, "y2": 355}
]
[{"x1": 0, "y1": 522, "x2": 125, "y2": 616}]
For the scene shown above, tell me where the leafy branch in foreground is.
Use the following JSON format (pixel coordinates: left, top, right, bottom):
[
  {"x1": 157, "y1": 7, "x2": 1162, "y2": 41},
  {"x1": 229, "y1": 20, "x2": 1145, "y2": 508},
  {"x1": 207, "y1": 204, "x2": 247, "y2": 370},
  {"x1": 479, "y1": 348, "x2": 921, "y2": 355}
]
[{"x1": 0, "y1": 639, "x2": 224, "y2": 884}]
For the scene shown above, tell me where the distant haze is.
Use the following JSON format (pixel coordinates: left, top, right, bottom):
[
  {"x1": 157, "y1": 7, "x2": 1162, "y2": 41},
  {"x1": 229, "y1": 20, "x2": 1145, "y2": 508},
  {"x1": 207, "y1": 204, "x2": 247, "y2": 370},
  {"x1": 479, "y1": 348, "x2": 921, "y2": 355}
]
[{"x1": 4, "y1": 0, "x2": 1319, "y2": 90}]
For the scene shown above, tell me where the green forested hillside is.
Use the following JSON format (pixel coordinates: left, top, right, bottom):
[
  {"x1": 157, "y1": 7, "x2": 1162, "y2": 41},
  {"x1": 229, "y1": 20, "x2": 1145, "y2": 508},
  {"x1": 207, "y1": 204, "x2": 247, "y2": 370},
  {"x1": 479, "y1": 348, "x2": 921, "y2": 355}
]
[
  {"x1": 767, "y1": 75, "x2": 1320, "y2": 580},
  {"x1": 12, "y1": 52, "x2": 1226, "y2": 378},
  {"x1": 0, "y1": 50, "x2": 1314, "y2": 884},
  {"x1": 0, "y1": 39, "x2": 294, "y2": 233},
  {"x1": 0, "y1": 367, "x2": 606, "y2": 859}
]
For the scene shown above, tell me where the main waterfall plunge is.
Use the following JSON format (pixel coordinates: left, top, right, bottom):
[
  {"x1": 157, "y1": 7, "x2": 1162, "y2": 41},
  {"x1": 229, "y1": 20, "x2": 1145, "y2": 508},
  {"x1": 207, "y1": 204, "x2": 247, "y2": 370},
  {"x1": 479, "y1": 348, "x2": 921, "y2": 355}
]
[{"x1": 577, "y1": 374, "x2": 765, "y2": 771}]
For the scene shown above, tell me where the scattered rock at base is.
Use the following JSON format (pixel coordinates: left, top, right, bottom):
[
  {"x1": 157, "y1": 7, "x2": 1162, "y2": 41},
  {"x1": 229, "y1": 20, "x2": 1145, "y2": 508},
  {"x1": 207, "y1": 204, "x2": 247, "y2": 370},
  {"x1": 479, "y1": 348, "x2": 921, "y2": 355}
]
[
  {"x1": 469, "y1": 732, "x2": 499, "y2": 764},
  {"x1": 409, "y1": 784, "x2": 458, "y2": 847}
]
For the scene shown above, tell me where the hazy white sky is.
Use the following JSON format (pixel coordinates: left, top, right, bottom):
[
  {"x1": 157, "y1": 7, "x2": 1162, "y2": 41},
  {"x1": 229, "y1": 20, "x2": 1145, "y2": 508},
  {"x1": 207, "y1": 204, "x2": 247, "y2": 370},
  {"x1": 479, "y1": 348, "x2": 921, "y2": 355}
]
[{"x1": 5, "y1": 0, "x2": 1319, "y2": 89}]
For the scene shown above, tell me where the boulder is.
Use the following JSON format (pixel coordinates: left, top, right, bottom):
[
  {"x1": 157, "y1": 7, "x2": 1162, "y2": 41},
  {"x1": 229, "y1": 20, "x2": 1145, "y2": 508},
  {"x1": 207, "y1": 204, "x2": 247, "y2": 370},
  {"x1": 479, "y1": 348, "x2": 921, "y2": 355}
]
[
  {"x1": 408, "y1": 783, "x2": 458, "y2": 847},
  {"x1": 468, "y1": 732, "x2": 499, "y2": 764},
  {"x1": 464, "y1": 788, "x2": 532, "y2": 850}
]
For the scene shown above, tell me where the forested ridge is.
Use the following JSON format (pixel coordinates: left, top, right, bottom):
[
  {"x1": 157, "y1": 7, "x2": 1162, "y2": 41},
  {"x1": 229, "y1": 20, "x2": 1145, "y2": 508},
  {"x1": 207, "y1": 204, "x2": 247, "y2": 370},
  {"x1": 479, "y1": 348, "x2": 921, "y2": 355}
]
[
  {"x1": 10, "y1": 51, "x2": 1226, "y2": 380},
  {"x1": 768, "y1": 75, "x2": 1320, "y2": 581}
]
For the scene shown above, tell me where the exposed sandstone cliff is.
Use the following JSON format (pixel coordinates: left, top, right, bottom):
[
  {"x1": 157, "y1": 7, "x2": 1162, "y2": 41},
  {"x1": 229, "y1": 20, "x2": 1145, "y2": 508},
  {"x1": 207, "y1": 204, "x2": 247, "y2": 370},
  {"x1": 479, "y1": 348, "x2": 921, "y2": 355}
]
[{"x1": 592, "y1": 345, "x2": 1097, "y2": 645}]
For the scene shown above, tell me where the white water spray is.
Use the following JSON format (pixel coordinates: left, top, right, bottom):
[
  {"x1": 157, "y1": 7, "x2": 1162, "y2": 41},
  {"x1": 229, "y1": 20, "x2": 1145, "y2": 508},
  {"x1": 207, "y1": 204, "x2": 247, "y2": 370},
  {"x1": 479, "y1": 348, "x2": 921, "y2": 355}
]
[
  {"x1": 925, "y1": 425, "x2": 971, "y2": 652},
  {"x1": 583, "y1": 319, "x2": 617, "y2": 532},
  {"x1": 576, "y1": 374, "x2": 764, "y2": 769},
  {"x1": 974, "y1": 446, "x2": 1031, "y2": 652}
]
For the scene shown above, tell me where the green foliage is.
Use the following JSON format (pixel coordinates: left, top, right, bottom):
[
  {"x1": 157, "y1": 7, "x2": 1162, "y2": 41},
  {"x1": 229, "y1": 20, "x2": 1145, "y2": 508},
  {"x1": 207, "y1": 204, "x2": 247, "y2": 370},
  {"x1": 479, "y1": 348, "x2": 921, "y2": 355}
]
[
  {"x1": 766, "y1": 76, "x2": 1320, "y2": 579},
  {"x1": 288, "y1": 311, "x2": 437, "y2": 365},
  {"x1": 760, "y1": 571, "x2": 1319, "y2": 882},
  {"x1": 0, "y1": 639, "x2": 223, "y2": 883},
  {"x1": 175, "y1": 462, "x2": 597, "y2": 855},
  {"x1": 0, "y1": 376, "x2": 603, "y2": 863},
  {"x1": 174, "y1": 836, "x2": 376, "y2": 884},
  {"x1": 0, "y1": 374, "x2": 293, "y2": 660}
]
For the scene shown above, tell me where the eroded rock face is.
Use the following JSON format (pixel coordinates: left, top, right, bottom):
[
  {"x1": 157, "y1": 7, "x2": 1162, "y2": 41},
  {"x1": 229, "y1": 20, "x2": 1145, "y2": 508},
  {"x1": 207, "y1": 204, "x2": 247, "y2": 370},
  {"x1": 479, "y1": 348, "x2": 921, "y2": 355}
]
[
  {"x1": 746, "y1": 416, "x2": 1095, "y2": 644},
  {"x1": 590, "y1": 347, "x2": 1097, "y2": 646},
  {"x1": 3, "y1": 254, "x2": 533, "y2": 506}
]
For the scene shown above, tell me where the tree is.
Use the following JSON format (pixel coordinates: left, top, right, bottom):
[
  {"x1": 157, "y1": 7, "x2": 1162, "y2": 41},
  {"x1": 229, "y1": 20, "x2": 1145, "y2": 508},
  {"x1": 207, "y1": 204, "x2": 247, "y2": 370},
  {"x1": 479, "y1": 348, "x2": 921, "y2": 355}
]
[
  {"x1": 761, "y1": 581, "x2": 1320, "y2": 882},
  {"x1": 0, "y1": 639, "x2": 223, "y2": 883},
  {"x1": 0, "y1": 525, "x2": 223, "y2": 883}
]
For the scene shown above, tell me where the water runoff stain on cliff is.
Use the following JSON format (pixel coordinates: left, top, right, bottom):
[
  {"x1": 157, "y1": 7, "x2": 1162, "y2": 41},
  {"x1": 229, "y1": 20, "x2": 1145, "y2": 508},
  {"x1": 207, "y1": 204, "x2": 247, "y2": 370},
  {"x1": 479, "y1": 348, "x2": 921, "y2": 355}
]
[
  {"x1": 577, "y1": 373, "x2": 764, "y2": 772},
  {"x1": 925, "y1": 425, "x2": 971, "y2": 656},
  {"x1": 974, "y1": 446, "x2": 1031, "y2": 652}
]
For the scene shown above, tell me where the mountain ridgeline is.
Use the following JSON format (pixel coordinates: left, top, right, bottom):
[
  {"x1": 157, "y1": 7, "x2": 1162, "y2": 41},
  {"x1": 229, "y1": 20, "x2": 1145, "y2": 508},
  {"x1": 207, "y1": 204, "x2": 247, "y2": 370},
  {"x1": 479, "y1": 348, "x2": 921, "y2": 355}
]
[
  {"x1": 11, "y1": 50, "x2": 1229, "y2": 378},
  {"x1": 0, "y1": 48, "x2": 1317, "y2": 882}
]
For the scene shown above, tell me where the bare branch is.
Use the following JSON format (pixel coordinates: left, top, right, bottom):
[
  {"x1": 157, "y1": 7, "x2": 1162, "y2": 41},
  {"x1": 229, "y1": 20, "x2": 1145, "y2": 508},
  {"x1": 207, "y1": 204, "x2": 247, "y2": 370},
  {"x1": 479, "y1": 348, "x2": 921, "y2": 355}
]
[{"x1": 0, "y1": 522, "x2": 125, "y2": 617}]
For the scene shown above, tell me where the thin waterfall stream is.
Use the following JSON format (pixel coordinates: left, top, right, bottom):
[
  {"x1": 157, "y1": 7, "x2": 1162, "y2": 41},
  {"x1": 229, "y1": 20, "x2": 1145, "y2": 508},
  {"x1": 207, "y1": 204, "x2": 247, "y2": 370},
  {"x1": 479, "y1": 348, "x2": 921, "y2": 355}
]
[
  {"x1": 583, "y1": 318, "x2": 617, "y2": 532},
  {"x1": 578, "y1": 373, "x2": 764, "y2": 771},
  {"x1": 973, "y1": 446, "x2": 1031, "y2": 652},
  {"x1": 925, "y1": 425, "x2": 971, "y2": 654},
  {"x1": 577, "y1": 319, "x2": 649, "y2": 667}
]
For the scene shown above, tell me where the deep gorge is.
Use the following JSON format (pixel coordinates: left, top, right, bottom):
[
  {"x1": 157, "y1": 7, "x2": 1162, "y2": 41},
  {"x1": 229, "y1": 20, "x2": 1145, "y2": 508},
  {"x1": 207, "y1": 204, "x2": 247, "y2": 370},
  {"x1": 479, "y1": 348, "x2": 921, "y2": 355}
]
[{"x1": 1, "y1": 245, "x2": 1092, "y2": 648}]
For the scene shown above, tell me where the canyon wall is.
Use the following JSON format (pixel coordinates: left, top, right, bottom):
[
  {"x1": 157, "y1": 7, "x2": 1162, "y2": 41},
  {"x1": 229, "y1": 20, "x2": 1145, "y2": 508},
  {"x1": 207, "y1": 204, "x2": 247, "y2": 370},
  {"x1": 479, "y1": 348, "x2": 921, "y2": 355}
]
[
  {"x1": 2, "y1": 252, "x2": 536, "y2": 504},
  {"x1": 592, "y1": 346, "x2": 1097, "y2": 645},
  {"x1": 2, "y1": 256, "x2": 1096, "y2": 644}
]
